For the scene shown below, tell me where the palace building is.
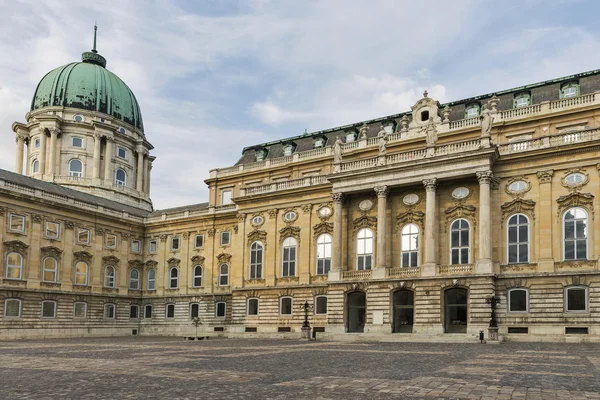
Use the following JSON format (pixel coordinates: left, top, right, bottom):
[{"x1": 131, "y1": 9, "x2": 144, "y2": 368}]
[{"x1": 2, "y1": 33, "x2": 600, "y2": 341}]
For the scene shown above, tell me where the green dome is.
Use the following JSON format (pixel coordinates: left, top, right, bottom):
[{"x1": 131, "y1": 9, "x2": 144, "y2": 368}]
[{"x1": 30, "y1": 52, "x2": 143, "y2": 130}]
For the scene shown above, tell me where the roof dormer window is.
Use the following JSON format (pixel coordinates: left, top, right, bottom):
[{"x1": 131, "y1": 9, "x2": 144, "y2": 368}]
[
  {"x1": 382, "y1": 121, "x2": 396, "y2": 134},
  {"x1": 345, "y1": 130, "x2": 357, "y2": 143},
  {"x1": 313, "y1": 136, "x2": 326, "y2": 148},
  {"x1": 561, "y1": 82, "x2": 580, "y2": 99},
  {"x1": 465, "y1": 103, "x2": 480, "y2": 119},
  {"x1": 514, "y1": 92, "x2": 531, "y2": 108},
  {"x1": 283, "y1": 143, "x2": 295, "y2": 156},
  {"x1": 255, "y1": 148, "x2": 267, "y2": 162}
]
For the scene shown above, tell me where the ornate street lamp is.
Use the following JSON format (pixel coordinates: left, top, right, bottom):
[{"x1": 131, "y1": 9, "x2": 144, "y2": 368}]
[
  {"x1": 298, "y1": 301, "x2": 313, "y2": 340},
  {"x1": 485, "y1": 296, "x2": 500, "y2": 341}
]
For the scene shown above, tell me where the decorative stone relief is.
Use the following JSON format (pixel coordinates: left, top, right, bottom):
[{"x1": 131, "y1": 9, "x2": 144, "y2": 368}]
[
  {"x1": 476, "y1": 170, "x2": 494, "y2": 184},
  {"x1": 352, "y1": 215, "x2": 377, "y2": 233},
  {"x1": 444, "y1": 204, "x2": 476, "y2": 231},
  {"x1": 501, "y1": 198, "x2": 536, "y2": 222},
  {"x1": 358, "y1": 199, "x2": 374, "y2": 213},
  {"x1": 396, "y1": 210, "x2": 425, "y2": 230},
  {"x1": 159, "y1": 234, "x2": 167, "y2": 242},
  {"x1": 422, "y1": 179, "x2": 438, "y2": 192},
  {"x1": 560, "y1": 168, "x2": 589, "y2": 192},
  {"x1": 31, "y1": 214, "x2": 42, "y2": 224},
  {"x1": 536, "y1": 170, "x2": 554, "y2": 184},
  {"x1": 373, "y1": 186, "x2": 388, "y2": 198},
  {"x1": 282, "y1": 209, "x2": 298, "y2": 224},
  {"x1": 247, "y1": 230, "x2": 267, "y2": 246},
  {"x1": 145, "y1": 260, "x2": 158, "y2": 268},
  {"x1": 503, "y1": 279, "x2": 531, "y2": 289},
  {"x1": 250, "y1": 214, "x2": 265, "y2": 228},
  {"x1": 40, "y1": 246, "x2": 62, "y2": 258},
  {"x1": 3, "y1": 240, "x2": 28, "y2": 253},
  {"x1": 402, "y1": 193, "x2": 420, "y2": 206},
  {"x1": 216, "y1": 253, "x2": 232, "y2": 264},
  {"x1": 301, "y1": 204, "x2": 313, "y2": 214},
  {"x1": 316, "y1": 204, "x2": 333, "y2": 221},
  {"x1": 556, "y1": 192, "x2": 594, "y2": 221},
  {"x1": 279, "y1": 225, "x2": 301, "y2": 243},
  {"x1": 268, "y1": 209, "x2": 278, "y2": 219},
  {"x1": 128, "y1": 259, "x2": 143, "y2": 268},
  {"x1": 505, "y1": 176, "x2": 531, "y2": 198},
  {"x1": 244, "y1": 290, "x2": 261, "y2": 299},
  {"x1": 237, "y1": 213, "x2": 246, "y2": 223},
  {"x1": 191, "y1": 255, "x2": 205, "y2": 265},
  {"x1": 102, "y1": 255, "x2": 120, "y2": 265},
  {"x1": 63, "y1": 220, "x2": 75, "y2": 230},
  {"x1": 331, "y1": 192, "x2": 344, "y2": 203},
  {"x1": 207, "y1": 229, "x2": 216, "y2": 237},
  {"x1": 73, "y1": 251, "x2": 92, "y2": 261},
  {"x1": 166, "y1": 257, "x2": 180, "y2": 267},
  {"x1": 313, "y1": 221, "x2": 333, "y2": 238}
]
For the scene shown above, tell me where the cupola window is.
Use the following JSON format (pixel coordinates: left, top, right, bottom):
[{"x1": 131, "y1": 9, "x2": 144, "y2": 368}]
[
  {"x1": 115, "y1": 168, "x2": 126, "y2": 186},
  {"x1": 34, "y1": 138, "x2": 40, "y2": 148},
  {"x1": 71, "y1": 137, "x2": 83, "y2": 148},
  {"x1": 69, "y1": 159, "x2": 83, "y2": 177},
  {"x1": 73, "y1": 114, "x2": 84, "y2": 123},
  {"x1": 117, "y1": 147, "x2": 127, "y2": 159}
]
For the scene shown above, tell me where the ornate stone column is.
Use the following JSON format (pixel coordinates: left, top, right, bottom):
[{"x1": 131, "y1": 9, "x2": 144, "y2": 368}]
[
  {"x1": 136, "y1": 146, "x2": 145, "y2": 191},
  {"x1": 47, "y1": 128, "x2": 59, "y2": 176},
  {"x1": 38, "y1": 129, "x2": 47, "y2": 175},
  {"x1": 92, "y1": 133, "x2": 103, "y2": 179},
  {"x1": 15, "y1": 134, "x2": 26, "y2": 174},
  {"x1": 104, "y1": 136, "x2": 114, "y2": 183},
  {"x1": 328, "y1": 192, "x2": 344, "y2": 281},
  {"x1": 374, "y1": 186, "x2": 388, "y2": 269},
  {"x1": 146, "y1": 159, "x2": 153, "y2": 195},
  {"x1": 422, "y1": 178, "x2": 438, "y2": 276},
  {"x1": 476, "y1": 171, "x2": 493, "y2": 273},
  {"x1": 143, "y1": 155, "x2": 149, "y2": 194},
  {"x1": 537, "y1": 170, "x2": 554, "y2": 272}
]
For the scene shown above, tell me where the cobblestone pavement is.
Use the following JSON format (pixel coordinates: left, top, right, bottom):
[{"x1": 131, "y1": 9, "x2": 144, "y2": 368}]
[{"x1": 1, "y1": 338, "x2": 600, "y2": 399}]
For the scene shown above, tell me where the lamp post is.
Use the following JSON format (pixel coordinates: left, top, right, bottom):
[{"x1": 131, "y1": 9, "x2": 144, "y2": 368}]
[
  {"x1": 299, "y1": 301, "x2": 313, "y2": 340},
  {"x1": 485, "y1": 296, "x2": 500, "y2": 341}
]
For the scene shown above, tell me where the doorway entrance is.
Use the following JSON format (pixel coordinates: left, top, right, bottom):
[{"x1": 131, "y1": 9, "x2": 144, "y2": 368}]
[
  {"x1": 347, "y1": 291, "x2": 366, "y2": 333},
  {"x1": 392, "y1": 290, "x2": 414, "y2": 333},
  {"x1": 444, "y1": 288, "x2": 468, "y2": 333}
]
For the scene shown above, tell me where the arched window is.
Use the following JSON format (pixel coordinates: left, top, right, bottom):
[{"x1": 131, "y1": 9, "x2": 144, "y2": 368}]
[
  {"x1": 282, "y1": 237, "x2": 297, "y2": 277},
  {"x1": 507, "y1": 214, "x2": 529, "y2": 264},
  {"x1": 247, "y1": 298, "x2": 259, "y2": 315},
  {"x1": 4, "y1": 298, "x2": 22, "y2": 317},
  {"x1": 215, "y1": 301, "x2": 226, "y2": 317},
  {"x1": 450, "y1": 219, "x2": 470, "y2": 264},
  {"x1": 401, "y1": 224, "x2": 419, "y2": 268},
  {"x1": 74, "y1": 261, "x2": 88, "y2": 286},
  {"x1": 219, "y1": 264, "x2": 229, "y2": 286},
  {"x1": 6, "y1": 252, "x2": 23, "y2": 280},
  {"x1": 316, "y1": 234, "x2": 332, "y2": 275},
  {"x1": 42, "y1": 257, "x2": 58, "y2": 283},
  {"x1": 69, "y1": 159, "x2": 83, "y2": 177},
  {"x1": 115, "y1": 168, "x2": 126, "y2": 186},
  {"x1": 192, "y1": 265, "x2": 203, "y2": 287},
  {"x1": 129, "y1": 269, "x2": 140, "y2": 290},
  {"x1": 356, "y1": 228, "x2": 374, "y2": 270},
  {"x1": 190, "y1": 302, "x2": 200, "y2": 319},
  {"x1": 564, "y1": 207, "x2": 588, "y2": 261},
  {"x1": 507, "y1": 288, "x2": 529, "y2": 312},
  {"x1": 32, "y1": 159, "x2": 39, "y2": 173},
  {"x1": 250, "y1": 242, "x2": 263, "y2": 279},
  {"x1": 147, "y1": 269, "x2": 156, "y2": 290},
  {"x1": 104, "y1": 265, "x2": 116, "y2": 288},
  {"x1": 169, "y1": 267, "x2": 179, "y2": 289}
]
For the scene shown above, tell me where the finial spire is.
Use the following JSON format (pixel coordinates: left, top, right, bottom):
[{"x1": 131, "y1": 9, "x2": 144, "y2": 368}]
[
  {"x1": 92, "y1": 23, "x2": 98, "y2": 53},
  {"x1": 82, "y1": 22, "x2": 106, "y2": 68}
]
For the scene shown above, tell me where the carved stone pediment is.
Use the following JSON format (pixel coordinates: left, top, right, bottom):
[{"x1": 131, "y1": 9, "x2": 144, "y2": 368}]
[
  {"x1": 41, "y1": 246, "x2": 62, "y2": 258},
  {"x1": 3, "y1": 240, "x2": 29, "y2": 253},
  {"x1": 217, "y1": 253, "x2": 232, "y2": 264},
  {"x1": 556, "y1": 192, "x2": 594, "y2": 220},
  {"x1": 501, "y1": 199, "x2": 536, "y2": 221},
  {"x1": 396, "y1": 210, "x2": 425, "y2": 231},
  {"x1": 102, "y1": 255, "x2": 120, "y2": 265},
  {"x1": 73, "y1": 251, "x2": 93, "y2": 261},
  {"x1": 352, "y1": 215, "x2": 377, "y2": 233},
  {"x1": 247, "y1": 229, "x2": 267, "y2": 246},
  {"x1": 145, "y1": 260, "x2": 158, "y2": 268},
  {"x1": 166, "y1": 257, "x2": 181, "y2": 267},
  {"x1": 191, "y1": 255, "x2": 205, "y2": 265},
  {"x1": 444, "y1": 204, "x2": 476, "y2": 231},
  {"x1": 313, "y1": 221, "x2": 333, "y2": 238},
  {"x1": 128, "y1": 259, "x2": 143, "y2": 268},
  {"x1": 279, "y1": 225, "x2": 301, "y2": 243}
]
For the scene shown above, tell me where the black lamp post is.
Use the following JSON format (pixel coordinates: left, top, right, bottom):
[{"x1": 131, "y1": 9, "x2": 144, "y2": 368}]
[
  {"x1": 300, "y1": 301, "x2": 312, "y2": 328},
  {"x1": 485, "y1": 296, "x2": 500, "y2": 328}
]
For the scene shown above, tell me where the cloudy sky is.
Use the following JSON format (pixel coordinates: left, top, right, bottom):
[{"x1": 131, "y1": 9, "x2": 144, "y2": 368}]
[{"x1": 1, "y1": 0, "x2": 599, "y2": 209}]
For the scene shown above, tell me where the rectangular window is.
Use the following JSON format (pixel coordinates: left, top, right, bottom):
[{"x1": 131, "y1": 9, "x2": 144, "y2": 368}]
[
  {"x1": 148, "y1": 239, "x2": 157, "y2": 253},
  {"x1": 221, "y1": 190, "x2": 233, "y2": 205},
  {"x1": 216, "y1": 302, "x2": 226, "y2": 318},
  {"x1": 190, "y1": 303, "x2": 200, "y2": 319},
  {"x1": 220, "y1": 231, "x2": 230, "y2": 246},
  {"x1": 170, "y1": 236, "x2": 180, "y2": 251},
  {"x1": 130, "y1": 305, "x2": 139, "y2": 319},
  {"x1": 166, "y1": 304, "x2": 175, "y2": 319},
  {"x1": 194, "y1": 234, "x2": 204, "y2": 249},
  {"x1": 9, "y1": 214, "x2": 25, "y2": 233},
  {"x1": 144, "y1": 304, "x2": 152, "y2": 319},
  {"x1": 77, "y1": 228, "x2": 90, "y2": 244},
  {"x1": 280, "y1": 297, "x2": 292, "y2": 315},
  {"x1": 105, "y1": 304, "x2": 116, "y2": 319},
  {"x1": 247, "y1": 299, "x2": 259, "y2": 316},
  {"x1": 45, "y1": 221, "x2": 60, "y2": 239},
  {"x1": 106, "y1": 234, "x2": 117, "y2": 249},
  {"x1": 131, "y1": 240, "x2": 141, "y2": 253},
  {"x1": 4, "y1": 299, "x2": 22, "y2": 317},
  {"x1": 73, "y1": 302, "x2": 87, "y2": 319},
  {"x1": 72, "y1": 137, "x2": 83, "y2": 148},
  {"x1": 117, "y1": 147, "x2": 127, "y2": 159},
  {"x1": 566, "y1": 287, "x2": 588, "y2": 312},
  {"x1": 41, "y1": 301, "x2": 56, "y2": 318},
  {"x1": 315, "y1": 296, "x2": 327, "y2": 315},
  {"x1": 508, "y1": 289, "x2": 528, "y2": 312}
]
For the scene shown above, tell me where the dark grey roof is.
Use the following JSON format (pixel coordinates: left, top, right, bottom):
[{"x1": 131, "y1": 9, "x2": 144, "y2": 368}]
[
  {"x1": 149, "y1": 202, "x2": 209, "y2": 217},
  {"x1": 0, "y1": 169, "x2": 150, "y2": 218}
]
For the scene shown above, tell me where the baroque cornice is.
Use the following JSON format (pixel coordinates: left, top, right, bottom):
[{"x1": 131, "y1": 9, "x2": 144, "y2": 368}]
[
  {"x1": 396, "y1": 210, "x2": 425, "y2": 231},
  {"x1": 556, "y1": 192, "x2": 594, "y2": 221},
  {"x1": 500, "y1": 198, "x2": 536, "y2": 222}
]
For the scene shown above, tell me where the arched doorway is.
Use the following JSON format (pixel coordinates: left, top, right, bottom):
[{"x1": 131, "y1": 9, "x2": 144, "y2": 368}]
[
  {"x1": 392, "y1": 290, "x2": 414, "y2": 333},
  {"x1": 347, "y1": 291, "x2": 366, "y2": 333},
  {"x1": 444, "y1": 288, "x2": 468, "y2": 333}
]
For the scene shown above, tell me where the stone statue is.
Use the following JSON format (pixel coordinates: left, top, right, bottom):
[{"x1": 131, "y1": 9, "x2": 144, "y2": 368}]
[
  {"x1": 480, "y1": 104, "x2": 494, "y2": 137},
  {"x1": 378, "y1": 133, "x2": 387, "y2": 155},
  {"x1": 333, "y1": 136, "x2": 343, "y2": 163},
  {"x1": 424, "y1": 117, "x2": 437, "y2": 147},
  {"x1": 359, "y1": 123, "x2": 369, "y2": 140}
]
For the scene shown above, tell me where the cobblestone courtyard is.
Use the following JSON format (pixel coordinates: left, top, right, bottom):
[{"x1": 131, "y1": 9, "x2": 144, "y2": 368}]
[{"x1": 1, "y1": 337, "x2": 600, "y2": 399}]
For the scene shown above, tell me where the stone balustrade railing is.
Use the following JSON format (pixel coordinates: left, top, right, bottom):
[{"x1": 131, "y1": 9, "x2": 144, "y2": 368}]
[
  {"x1": 449, "y1": 117, "x2": 480, "y2": 130},
  {"x1": 241, "y1": 175, "x2": 328, "y2": 196},
  {"x1": 387, "y1": 267, "x2": 421, "y2": 278},
  {"x1": 498, "y1": 128, "x2": 600, "y2": 155},
  {"x1": 341, "y1": 270, "x2": 372, "y2": 280},
  {"x1": 437, "y1": 264, "x2": 474, "y2": 274}
]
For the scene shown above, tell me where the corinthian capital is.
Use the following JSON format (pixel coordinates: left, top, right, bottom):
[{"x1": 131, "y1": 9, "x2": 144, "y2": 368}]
[
  {"x1": 536, "y1": 170, "x2": 554, "y2": 184},
  {"x1": 422, "y1": 178, "x2": 438, "y2": 192},
  {"x1": 373, "y1": 186, "x2": 388, "y2": 197},
  {"x1": 331, "y1": 192, "x2": 344, "y2": 203},
  {"x1": 476, "y1": 170, "x2": 494, "y2": 184}
]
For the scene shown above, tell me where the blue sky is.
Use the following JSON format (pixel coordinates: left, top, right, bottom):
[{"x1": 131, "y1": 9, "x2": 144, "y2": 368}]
[{"x1": 1, "y1": 0, "x2": 600, "y2": 209}]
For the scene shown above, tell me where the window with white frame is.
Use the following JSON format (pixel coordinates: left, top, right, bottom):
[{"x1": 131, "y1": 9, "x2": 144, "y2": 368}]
[
  {"x1": 170, "y1": 236, "x2": 180, "y2": 251},
  {"x1": 32, "y1": 159, "x2": 39, "y2": 173},
  {"x1": 280, "y1": 297, "x2": 293, "y2": 315},
  {"x1": 215, "y1": 301, "x2": 226, "y2": 318},
  {"x1": 4, "y1": 299, "x2": 22, "y2": 317},
  {"x1": 147, "y1": 269, "x2": 156, "y2": 290},
  {"x1": 190, "y1": 303, "x2": 200, "y2": 319},
  {"x1": 68, "y1": 159, "x2": 83, "y2": 177},
  {"x1": 450, "y1": 219, "x2": 470, "y2": 264},
  {"x1": 41, "y1": 300, "x2": 57, "y2": 318},
  {"x1": 282, "y1": 237, "x2": 297, "y2": 277},
  {"x1": 507, "y1": 288, "x2": 528, "y2": 312},
  {"x1": 356, "y1": 228, "x2": 374, "y2": 270},
  {"x1": 508, "y1": 214, "x2": 529, "y2": 264},
  {"x1": 220, "y1": 231, "x2": 231, "y2": 246},
  {"x1": 255, "y1": 149, "x2": 267, "y2": 162},
  {"x1": 130, "y1": 304, "x2": 140, "y2": 319},
  {"x1": 192, "y1": 265, "x2": 203, "y2": 287},
  {"x1": 73, "y1": 302, "x2": 87, "y2": 319},
  {"x1": 166, "y1": 303, "x2": 175, "y2": 319},
  {"x1": 249, "y1": 241, "x2": 263, "y2": 279},
  {"x1": 105, "y1": 303, "x2": 116, "y2": 319},
  {"x1": 8, "y1": 214, "x2": 25, "y2": 233},
  {"x1": 117, "y1": 146, "x2": 127, "y2": 159},
  {"x1": 314, "y1": 137, "x2": 325, "y2": 148},
  {"x1": 315, "y1": 296, "x2": 327, "y2": 315},
  {"x1": 77, "y1": 228, "x2": 90, "y2": 244},
  {"x1": 345, "y1": 132, "x2": 356, "y2": 142},
  {"x1": 42, "y1": 257, "x2": 58, "y2": 283},
  {"x1": 69, "y1": 260, "x2": 86, "y2": 289},
  {"x1": 129, "y1": 269, "x2": 140, "y2": 290},
  {"x1": 104, "y1": 265, "x2": 116, "y2": 288},
  {"x1": 194, "y1": 234, "x2": 204, "y2": 249},
  {"x1": 74, "y1": 261, "x2": 88, "y2": 285},
  {"x1": 6, "y1": 252, "x2": 23, "y2": 280},
  {"x1": 514, "y1": 93, "x2": 531, "y2": 108},
  {"x1": 115, "y1": 168, "x2": 126, "y2": 186},
  {"x1": 144, "y1": 304, "x2": 153, "y2": 318},
  {"x1": 565, "y1": 286, "x2": 588, "y2": 312},
  {"x1": 45, "y1": 221, "x2": 60, "y2": 239},
  {"x1": 169, "y1": 267, "x2": 179, "y2": 289},
  {"x1": 283, "y1": 144, "x2": 294, "y2": 156},
  {"x1": 221, "y1": 190, "x2": 233, "y2": 205},
  {"x1": 131, "y1": 239, "x2": 141, "y2": 253},
  {"x1": 148, "y1": 239, "x2": 157, "y2": 253},
  {"x1": 105, "y1": 234, "x2": 117, "y2": 249},
  {"x1": 561, "y1": 82, "x2": 579, "y2": 99},
  {"x1": 564, "y1": 207, "x2": 588, "y2": 260},
  {"x1": 316, "y1": 234, "x2": 332, "y2": 275},
  {"x1": 71, "y1": 137, "x2": 83, "y2": 148},
  {"x1": 401, "y1": 224, "x2": 419, "y2": 268},
  {"x1": 247, "y1": 298, "x2": 259, "y2": 316},
  {"x1": 219, "y1": 264, "x2": 229, "y2": 286},
  {"x1": 465, "y1": 103, "x2": 480, "y2": 119}
]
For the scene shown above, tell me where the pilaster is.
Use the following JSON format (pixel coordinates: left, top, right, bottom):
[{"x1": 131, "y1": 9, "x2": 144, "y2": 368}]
[
  {"x1": 537, "y1": 170, "x2": 555, "y2": 272},
  {"x1": 476, "y1": 170, "x2": 493, "y2": 274},
  {"x1": 422, "y1": 179, "x2": 437, "y2": 276},
  {"x1": 328, "y1": 193, "x2": 344, "y2": 281}
]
